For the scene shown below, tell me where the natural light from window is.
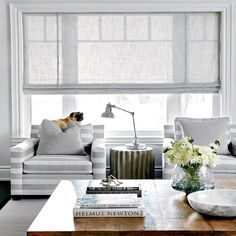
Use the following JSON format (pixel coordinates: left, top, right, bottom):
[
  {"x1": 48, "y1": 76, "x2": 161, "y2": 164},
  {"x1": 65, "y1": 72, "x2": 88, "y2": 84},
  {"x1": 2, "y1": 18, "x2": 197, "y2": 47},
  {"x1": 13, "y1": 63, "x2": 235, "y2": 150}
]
[{"x1": 31, "y1": 94, "x2": 218, "y2": 134}]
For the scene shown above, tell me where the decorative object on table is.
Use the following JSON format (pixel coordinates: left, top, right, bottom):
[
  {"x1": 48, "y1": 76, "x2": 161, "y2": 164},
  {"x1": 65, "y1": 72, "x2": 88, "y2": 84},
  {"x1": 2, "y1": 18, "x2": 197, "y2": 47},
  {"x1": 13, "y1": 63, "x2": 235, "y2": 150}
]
[
  {"x1": 163, "y1": 137, "x2": 219, "y2": 194},
  {"x1": 110, "y1": 146, "x2": 155, "y2": 179},
  {"x1": 100, "y1": 175, "x2": 123, "y2": 187},
  {"x1": 187, "y1": 189, "x2": 236, "y2": 217},
  {"x1": 86, "y1": 179, "x2": 142, "y2": 197},
  {"x1": 101, "y1": 103, "x2": 146, "y2": 150}
]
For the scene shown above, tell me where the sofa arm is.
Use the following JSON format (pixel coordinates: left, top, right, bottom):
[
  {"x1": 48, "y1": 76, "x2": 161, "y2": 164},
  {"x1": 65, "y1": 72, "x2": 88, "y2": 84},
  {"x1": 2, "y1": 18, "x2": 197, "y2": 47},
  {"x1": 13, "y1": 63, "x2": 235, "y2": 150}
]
[
  {"x1": 162, "y1": 138, "x2": 175, "y2": 179},
  {"x1": 91, "y1": 138, "x2": 106, "y2": 179},
  {"x1": 11, "y1": 138, "x2": 39, "y2": 162},
  {"x1": 10, "y1": 138, "x2": 39, "y2": 196}
]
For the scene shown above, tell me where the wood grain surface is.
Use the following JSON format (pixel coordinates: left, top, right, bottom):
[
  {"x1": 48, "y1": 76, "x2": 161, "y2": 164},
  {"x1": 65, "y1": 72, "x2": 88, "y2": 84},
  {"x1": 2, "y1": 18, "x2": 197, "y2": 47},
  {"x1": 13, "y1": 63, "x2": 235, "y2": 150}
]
[{"x1": 27, "y1": 179, "x2": 236, "y2": 236}]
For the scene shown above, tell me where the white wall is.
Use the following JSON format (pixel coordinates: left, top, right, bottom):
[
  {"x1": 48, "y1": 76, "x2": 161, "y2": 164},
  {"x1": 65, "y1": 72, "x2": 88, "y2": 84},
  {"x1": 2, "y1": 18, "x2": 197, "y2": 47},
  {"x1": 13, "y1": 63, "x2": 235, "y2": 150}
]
[
  {"x1": 0, "y1": 0, "x2": 11, "y2": 179},
  {"x1": 0, "y1": 0, "x2": 236, "y2": 180}
]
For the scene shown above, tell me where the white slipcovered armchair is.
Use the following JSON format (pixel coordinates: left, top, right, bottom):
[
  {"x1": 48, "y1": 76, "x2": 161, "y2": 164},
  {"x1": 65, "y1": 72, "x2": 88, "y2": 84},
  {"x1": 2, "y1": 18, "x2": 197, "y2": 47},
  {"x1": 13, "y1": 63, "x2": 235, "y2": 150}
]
[
  {"x1": 162, "y1": 118, "x2": 236, "y2": 179},
  {"x1": 10, "y1": 124, "x2": 106, "y2": 199}
]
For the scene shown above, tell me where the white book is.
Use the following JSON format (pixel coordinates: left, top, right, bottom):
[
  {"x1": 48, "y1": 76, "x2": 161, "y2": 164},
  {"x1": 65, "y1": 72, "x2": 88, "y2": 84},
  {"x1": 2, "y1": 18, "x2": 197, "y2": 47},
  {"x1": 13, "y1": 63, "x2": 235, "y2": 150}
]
[
  {"x1": 78, "y1": 193, "x2": 139, "y2": 209},
  {"x1": 73, "y1": 206, "x2": 145, "y2": 218}
]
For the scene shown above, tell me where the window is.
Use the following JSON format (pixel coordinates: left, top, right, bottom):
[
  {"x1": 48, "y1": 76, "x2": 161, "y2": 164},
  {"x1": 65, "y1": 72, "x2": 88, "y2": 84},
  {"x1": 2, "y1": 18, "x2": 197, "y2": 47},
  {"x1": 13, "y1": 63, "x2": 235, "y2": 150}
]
[
  {"x1": 23, "y1": 13, "x2": 220, "y2": 94},
  {"x1": 11, "y1": 3, "x2": 232, "y2": 138},
  {"x1": 31, "y1": 94, "x2": 219, "y2": 134}
]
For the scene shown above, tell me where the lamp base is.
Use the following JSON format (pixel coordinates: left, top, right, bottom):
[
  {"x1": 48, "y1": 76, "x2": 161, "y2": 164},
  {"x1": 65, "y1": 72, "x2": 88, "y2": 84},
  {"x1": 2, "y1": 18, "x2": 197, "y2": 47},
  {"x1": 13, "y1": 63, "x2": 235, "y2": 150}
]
[{"x1": 125, "y1": 143, "x2": 146, "y2": 150}]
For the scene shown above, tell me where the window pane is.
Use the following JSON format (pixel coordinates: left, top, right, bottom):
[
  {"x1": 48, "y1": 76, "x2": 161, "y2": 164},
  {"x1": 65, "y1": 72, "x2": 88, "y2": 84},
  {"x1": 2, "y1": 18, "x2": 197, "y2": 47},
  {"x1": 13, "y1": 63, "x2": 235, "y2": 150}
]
[
  {"x1": 31, "y1": 95, "x2": 63, "y2": 124},
  {"x1": 181, "y1": 94, "x2": 215, "y2": 117},
  {"x1": 26, "y1": 43, "x2": 57, "y2": 84},
  {"x1": 188, "y1": 42, "x2": 218, "y2": 82},
  {"x1": 77, "y1": 42, "x2": 173, "y2": 83},
  {"x1": 187, "y1": 13, "x2": 219, "y2": 41},
  {"x1": 126, "y1": 15, "x2": 148, "y2": 40},
  {"x1": 73, "y1": 94, "x2": 167, "y2": 131},
  {"x1": 101, "y1": 15, "x2": 124, "y2": 40},
  {"x1": 77, "y1": 15, "x2": 100, "y2": 40}
]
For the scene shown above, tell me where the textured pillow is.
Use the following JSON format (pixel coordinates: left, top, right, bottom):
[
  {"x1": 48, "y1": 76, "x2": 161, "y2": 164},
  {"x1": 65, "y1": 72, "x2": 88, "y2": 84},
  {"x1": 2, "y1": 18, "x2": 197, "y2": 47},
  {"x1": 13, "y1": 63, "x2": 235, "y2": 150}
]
[
  {"x1": 177, "y1": 117, "x2": 231, "y2": 155},
  {"x1": 37, "y1": 119, "x2": 84, "y2": 155},
  {"x1": 67, "y1": 121, "x2": 94, "y2": 146}
]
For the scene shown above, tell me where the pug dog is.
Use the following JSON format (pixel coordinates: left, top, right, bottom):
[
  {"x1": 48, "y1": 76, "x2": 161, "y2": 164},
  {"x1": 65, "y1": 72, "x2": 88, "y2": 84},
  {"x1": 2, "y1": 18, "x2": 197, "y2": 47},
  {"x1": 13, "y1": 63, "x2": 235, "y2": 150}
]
[{"x1": 54, "y1": 112, "x2": 84, "y2": 131}]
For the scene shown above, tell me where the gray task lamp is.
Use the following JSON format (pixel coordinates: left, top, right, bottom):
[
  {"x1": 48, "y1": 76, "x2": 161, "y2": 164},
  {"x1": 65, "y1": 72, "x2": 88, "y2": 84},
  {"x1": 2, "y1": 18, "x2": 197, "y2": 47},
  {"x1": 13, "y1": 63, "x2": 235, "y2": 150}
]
[{"x1": 101, "y1": 103, "x2": 146, "y2": 150}]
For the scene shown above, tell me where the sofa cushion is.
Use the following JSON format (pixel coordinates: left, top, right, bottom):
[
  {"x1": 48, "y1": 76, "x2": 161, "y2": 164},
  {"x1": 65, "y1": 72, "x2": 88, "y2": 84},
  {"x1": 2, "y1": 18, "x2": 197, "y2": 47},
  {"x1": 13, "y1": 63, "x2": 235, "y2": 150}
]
[
  {"x1": 214, "y1": 155, "x2": 236, "y2": 174},
  {"x1": 174, "y1": 117, "x2": 231, "y2": 155},
  {"x1": 23, "y1": 155, "x2": 92, "y2": 174},
  {"x1": 37, "y1": 119, "x2": 84, "y2": 155}
]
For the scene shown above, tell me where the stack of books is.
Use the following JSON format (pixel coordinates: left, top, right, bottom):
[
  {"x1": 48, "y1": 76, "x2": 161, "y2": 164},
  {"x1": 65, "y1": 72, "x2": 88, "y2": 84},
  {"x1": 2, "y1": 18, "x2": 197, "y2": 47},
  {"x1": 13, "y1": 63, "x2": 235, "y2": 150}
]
[{"x1": 73, "y1": 180, "x2": 144, "y2": 217}]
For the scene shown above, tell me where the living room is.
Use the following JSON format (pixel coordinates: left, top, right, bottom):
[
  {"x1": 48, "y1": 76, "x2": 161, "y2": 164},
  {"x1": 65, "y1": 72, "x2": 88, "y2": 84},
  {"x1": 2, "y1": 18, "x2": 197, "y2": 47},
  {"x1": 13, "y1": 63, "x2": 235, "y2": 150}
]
[{"x1": 1, "y1": 0, "x2": 236, "y2": 235}]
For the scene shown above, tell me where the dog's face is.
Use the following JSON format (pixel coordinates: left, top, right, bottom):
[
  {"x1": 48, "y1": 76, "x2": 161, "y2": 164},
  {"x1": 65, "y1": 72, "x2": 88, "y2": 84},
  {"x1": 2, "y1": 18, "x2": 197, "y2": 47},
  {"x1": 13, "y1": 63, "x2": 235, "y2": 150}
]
[{"x1": 70, "y1": 112, "x2": 84, "y2": 123}]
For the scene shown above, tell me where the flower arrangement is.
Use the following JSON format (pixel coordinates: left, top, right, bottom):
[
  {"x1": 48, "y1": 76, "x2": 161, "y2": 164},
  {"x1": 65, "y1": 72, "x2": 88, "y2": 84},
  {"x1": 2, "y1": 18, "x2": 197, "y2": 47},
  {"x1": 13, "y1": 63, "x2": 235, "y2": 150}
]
[
  {"x1": 163, "y1": 137, "x2": 219, "y2": 168},
  {"x1": 163, "y1": 137, "x2": 220, "y2": 194}
]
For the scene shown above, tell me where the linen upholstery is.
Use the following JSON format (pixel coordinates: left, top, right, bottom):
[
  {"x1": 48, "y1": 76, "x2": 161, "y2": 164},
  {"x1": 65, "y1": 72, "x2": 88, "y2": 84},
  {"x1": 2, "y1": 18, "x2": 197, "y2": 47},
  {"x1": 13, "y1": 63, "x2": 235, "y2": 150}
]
[
  {"x1": 176, "y1": 117, "x2": 230, "y2": 155},
  {"x1": 10, "y1": 124, "x2": 105, "y2": 197},
  {"x1": 23, "y1": 155, "x2": 92, "y2": 174},
  {"x1": 37, "y1": 119, "x2": 84, "y2": 155},
  {"x1": 174, "y1": 117, "x2": 231, "y2": 141},
  {"x1": 162, "y1": 124, "x2": 236, "y2": 179},
  {"x1": 67, "y1": 122, "x2": 94, "y2": 146}
]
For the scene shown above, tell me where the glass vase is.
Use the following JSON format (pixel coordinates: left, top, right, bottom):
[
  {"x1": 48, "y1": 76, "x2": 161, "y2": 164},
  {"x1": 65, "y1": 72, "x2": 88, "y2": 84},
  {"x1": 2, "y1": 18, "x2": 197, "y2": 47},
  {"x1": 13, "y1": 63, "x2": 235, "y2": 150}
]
[{"x1": 171, "y1": 164, "x2": 215, "y2": 194}]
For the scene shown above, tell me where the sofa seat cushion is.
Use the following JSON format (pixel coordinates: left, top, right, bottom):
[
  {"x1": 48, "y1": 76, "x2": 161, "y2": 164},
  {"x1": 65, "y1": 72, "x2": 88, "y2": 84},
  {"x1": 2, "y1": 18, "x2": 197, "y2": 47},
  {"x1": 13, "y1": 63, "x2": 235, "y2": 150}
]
[
  {"x1": 214, "y1": 155, "x2": 236, "y2": 173},
  {"x1": 23, "y1": 155, "x2": 92, "y2": 174}
]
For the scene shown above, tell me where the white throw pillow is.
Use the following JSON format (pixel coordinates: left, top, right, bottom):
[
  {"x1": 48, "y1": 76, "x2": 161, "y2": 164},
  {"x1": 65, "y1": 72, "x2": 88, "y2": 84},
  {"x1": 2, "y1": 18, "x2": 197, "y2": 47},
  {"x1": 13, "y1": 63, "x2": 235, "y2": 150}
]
[
  {"x1": 37, "y1": 119, "x2": 84, "y2": 155},
  {"x1": 175, "y1": 117, "x2": 231, "y2": 155},
  {"x1": 67, "y1": 121, "x2": 94, "y2": 145}
]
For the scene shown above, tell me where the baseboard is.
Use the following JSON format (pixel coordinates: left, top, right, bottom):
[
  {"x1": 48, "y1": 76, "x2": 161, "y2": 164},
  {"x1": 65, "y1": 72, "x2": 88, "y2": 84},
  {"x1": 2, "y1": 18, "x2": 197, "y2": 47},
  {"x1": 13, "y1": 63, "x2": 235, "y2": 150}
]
[{"x1": 0, "y1": 166, "x2": 10, "y2": 181}]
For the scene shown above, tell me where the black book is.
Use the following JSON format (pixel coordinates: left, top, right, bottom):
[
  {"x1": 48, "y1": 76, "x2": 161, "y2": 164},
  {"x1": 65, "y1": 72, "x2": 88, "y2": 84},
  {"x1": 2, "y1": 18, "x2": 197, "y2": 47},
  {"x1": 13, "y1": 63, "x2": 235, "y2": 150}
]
[
  {"x1": 86, "y1": 189, "x2": 142, "y2": 198},
  {"x1": 86, "y1": 180, "x2": 142, "y2": 197},
  {"x1": 86, "y1": 180, "x2": 141, "y2": 191}
]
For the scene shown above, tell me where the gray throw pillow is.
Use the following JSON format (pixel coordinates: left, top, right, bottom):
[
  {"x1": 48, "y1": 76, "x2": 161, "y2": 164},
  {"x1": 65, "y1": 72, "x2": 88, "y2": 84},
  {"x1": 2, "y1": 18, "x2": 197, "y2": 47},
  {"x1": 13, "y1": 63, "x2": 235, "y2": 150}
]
[
  {"x1": 37, "y1": 119, "x2": 84, "y2": 155},
  {"x1": 178, "y1": 117, "x2": 230, "y2": 155},
  {"x1": 67, "y1": 121, "x2": 94, "y2": 146}
]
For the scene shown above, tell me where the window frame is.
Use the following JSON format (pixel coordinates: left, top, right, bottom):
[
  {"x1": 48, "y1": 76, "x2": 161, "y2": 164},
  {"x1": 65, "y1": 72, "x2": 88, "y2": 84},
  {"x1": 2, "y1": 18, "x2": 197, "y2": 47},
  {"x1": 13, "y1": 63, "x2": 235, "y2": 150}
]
[{"x1": 10, "y1": 1, "x2": 232, "y2": 138}]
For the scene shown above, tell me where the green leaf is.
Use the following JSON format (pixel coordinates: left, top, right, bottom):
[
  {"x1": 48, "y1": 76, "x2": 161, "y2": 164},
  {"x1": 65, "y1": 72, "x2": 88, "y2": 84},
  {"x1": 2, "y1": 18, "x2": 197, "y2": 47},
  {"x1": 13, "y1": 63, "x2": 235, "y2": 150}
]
[{"x1": 215, "y1": 140, "x2": 220, "y2": 146}]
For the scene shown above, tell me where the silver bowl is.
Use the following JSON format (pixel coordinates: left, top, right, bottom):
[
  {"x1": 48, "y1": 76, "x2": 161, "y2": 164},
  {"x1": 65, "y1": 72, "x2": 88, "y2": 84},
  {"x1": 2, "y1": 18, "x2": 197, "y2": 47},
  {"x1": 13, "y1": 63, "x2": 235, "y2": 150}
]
[{"x1": 187, "y1": 189, "x2": 236, "y2": 217}]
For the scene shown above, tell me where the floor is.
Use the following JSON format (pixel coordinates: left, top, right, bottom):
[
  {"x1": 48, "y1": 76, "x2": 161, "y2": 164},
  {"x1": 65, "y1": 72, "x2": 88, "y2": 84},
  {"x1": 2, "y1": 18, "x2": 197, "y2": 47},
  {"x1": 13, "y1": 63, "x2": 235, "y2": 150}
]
[
  {"x1": 0, "y1": 181, "x2": 11, "y2": 210},
  {"x1": 0, "y1": 199, "x2": 47, "y2": 236}
]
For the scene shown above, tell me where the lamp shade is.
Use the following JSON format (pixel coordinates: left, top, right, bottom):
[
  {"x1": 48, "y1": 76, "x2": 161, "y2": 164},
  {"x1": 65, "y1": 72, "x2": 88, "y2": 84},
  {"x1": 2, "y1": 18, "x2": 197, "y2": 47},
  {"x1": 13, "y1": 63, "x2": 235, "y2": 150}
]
[{"x1": 101, "y1": 103, "x2": 115, "y2": 118}]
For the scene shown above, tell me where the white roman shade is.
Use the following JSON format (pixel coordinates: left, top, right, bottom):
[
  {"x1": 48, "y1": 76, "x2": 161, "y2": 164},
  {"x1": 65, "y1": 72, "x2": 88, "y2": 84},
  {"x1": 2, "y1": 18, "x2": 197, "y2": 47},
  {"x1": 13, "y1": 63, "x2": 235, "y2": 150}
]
[{"x1": 23, "y1": 12, "x2": 220, "y2": 94}]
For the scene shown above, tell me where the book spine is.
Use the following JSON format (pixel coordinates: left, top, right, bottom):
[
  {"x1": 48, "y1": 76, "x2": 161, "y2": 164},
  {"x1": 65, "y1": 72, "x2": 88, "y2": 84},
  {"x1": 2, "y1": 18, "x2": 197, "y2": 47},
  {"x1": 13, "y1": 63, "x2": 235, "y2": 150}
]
[
  {"x1": 79, "y1": 203, "x2": 138, "y2": 209},
  {"x1": 87, "y1": 187, "x2": 140, "y2": 191},
  {"x1": 86, "y1": 190, "x2": 142, "y2": 197},
  {"x1": 73, "y1": 208, "x2": 144, "y2": 217}
]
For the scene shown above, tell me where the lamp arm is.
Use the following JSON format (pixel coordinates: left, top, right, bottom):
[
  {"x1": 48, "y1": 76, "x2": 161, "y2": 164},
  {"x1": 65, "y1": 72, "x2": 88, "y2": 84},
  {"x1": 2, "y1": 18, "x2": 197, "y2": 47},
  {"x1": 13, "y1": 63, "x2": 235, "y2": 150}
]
[
  {"x1": 110, "y1": 104, "x2": 138, "y2": 145},
  {"x1": 110, "y1": 104, "x2": 133, "y2": 115}
]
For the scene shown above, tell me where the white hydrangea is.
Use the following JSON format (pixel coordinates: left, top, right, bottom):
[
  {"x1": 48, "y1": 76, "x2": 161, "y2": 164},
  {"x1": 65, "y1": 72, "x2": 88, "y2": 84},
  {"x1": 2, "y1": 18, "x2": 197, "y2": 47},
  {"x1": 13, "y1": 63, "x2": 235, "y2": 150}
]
[{"x1": 163, "y1": 137, "x2": 219, "y2": 168}]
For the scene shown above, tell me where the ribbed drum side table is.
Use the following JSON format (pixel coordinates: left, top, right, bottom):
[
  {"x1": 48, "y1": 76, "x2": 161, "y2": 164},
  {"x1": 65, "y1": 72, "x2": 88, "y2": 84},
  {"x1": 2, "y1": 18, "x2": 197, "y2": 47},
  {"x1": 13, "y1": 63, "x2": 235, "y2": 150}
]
[{"x1": 110, "y1": 146, "x2": 155, "y2": 179}]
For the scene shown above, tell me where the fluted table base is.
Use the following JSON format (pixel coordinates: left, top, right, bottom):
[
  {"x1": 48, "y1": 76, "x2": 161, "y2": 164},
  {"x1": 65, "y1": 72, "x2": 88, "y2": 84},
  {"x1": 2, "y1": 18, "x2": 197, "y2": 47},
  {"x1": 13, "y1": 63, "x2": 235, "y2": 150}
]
[{"x1": 110, "y1": 146, "x2": 155, "y2": 179}]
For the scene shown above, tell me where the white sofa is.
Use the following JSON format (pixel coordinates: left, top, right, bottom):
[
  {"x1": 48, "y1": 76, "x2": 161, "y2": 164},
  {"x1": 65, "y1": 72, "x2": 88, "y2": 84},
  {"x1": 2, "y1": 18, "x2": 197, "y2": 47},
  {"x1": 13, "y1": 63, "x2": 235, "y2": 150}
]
[
  {"x1": 162, "y1": 124, "x2": 236, "y2": 179},
  {"x1": 10, "y1": 124, "x2": 106, "y2": 199}
]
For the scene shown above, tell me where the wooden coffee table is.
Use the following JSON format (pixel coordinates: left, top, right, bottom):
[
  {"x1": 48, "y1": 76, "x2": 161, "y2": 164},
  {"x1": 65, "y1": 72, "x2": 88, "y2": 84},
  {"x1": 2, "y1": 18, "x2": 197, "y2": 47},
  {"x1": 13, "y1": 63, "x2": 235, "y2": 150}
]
[{"x1": 27, "y1": 179, "x2": 236, "y2": 236}]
